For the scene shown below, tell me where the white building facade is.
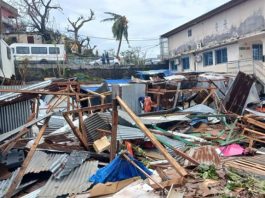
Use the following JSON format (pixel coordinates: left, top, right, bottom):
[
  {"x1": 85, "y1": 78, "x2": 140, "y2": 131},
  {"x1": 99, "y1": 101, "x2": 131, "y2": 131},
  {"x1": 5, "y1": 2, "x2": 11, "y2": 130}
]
[{"x1": 160, "y1": 0, "x2": 265, "y2": 80}]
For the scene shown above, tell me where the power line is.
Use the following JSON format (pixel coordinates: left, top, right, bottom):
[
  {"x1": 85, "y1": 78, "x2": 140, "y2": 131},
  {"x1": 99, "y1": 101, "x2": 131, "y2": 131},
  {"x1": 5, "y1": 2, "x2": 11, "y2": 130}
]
[{"x1": 61, "y1": 30, "x2": 160, "y2": 42}]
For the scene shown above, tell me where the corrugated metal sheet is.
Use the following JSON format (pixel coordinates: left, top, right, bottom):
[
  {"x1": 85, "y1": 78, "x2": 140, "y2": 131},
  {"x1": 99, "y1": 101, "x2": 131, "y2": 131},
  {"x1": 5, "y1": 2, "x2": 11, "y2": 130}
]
[
  {"x1": 21, "y1": 188, "x2": 42, "y2": 198},
  {"x1": 0, "y1": 100, "x2": 31, "y2": 133},
  {"x1": 184, "y1": 146, "x2": 221, "y2": 167},
  {"x1": 0, "y1": 85, "x2": 27, "y2": 95},
  {"x1": 0, "y1": 113, "x2": 53, "y2": 142},
  {"x1": 0, "y1": 80, "x2": 52, "y2": 102},
  {"x1": 83, "y1": 113, "x2": 111, "y2": 143},
  {"x1": 51, "y1": 151, "x2": 88, "y2": 179},
  {"x1": 117, "y1": 125, "x2": 147, "y2": 141},
  {"x1": 155, "y1": 134, "x2": 186, "y2": 164},
  {"x1": 0, "y1": 168, "x2": 19, "y2": 197},
  {"x1": 112, "y1": 84, "x2": 146, "y2": 114},
  {"x1": 25, "y1": 151, "x2": 67, "y2": 174},
  {"x1": 39, "y1": 160, "x2": 98, "y2": 198},
  {"x1": 118, "y1": 110, "x2": 189, "y2": 126}
]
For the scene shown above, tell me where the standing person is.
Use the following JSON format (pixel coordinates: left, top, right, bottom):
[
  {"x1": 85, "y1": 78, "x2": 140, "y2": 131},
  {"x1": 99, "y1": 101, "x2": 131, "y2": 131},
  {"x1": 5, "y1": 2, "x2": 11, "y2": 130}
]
[
  {"x1": 101, "y1": 53, "x2": 106, "y2": 64},
  {"x1": 106, "y1": 52, "x2": 110, "y2": 65}
]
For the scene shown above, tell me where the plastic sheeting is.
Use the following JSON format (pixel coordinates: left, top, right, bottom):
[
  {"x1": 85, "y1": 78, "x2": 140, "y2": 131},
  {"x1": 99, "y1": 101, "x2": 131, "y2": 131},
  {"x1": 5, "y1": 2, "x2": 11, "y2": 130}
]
[{"x1": 89, "y1": 154, "x2": 152, "y2": 184}]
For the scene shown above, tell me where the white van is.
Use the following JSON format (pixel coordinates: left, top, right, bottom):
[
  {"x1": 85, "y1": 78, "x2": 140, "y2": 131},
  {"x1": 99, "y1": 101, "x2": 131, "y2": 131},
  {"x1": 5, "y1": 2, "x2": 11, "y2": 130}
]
[{"x1": 10, "y1": 43, "x2": 66, "y2": 64}]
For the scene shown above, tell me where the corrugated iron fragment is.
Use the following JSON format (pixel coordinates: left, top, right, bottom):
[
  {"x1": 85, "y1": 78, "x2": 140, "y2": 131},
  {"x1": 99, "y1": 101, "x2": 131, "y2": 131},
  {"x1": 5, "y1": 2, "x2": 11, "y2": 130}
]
[
  {"x1": 184, "y1": 146, "x2": 221, "y2": 167},
  {"x1": 39, "y1": 160, "x2": 98, "y2": 198}
]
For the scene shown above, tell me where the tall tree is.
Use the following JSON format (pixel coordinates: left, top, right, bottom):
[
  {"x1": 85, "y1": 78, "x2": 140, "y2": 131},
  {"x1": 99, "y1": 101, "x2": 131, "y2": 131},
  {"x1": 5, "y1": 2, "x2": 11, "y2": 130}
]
[
  {"x1": 22, "y1": 0, "x2": 62, "y2": 42},
  {"x1": 102, "y1": 12, "x2": 129, "y2": 58},
  {"x1": 67, "y1": 10, "x2": 94, "y2": 54}
]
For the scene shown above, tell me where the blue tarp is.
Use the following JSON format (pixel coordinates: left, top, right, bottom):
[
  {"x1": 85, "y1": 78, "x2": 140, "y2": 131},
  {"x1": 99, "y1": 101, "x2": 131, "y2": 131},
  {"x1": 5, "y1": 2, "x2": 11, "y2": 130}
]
[{"x1": 89, "y1": 154, "x2": 152, "y2": 184}]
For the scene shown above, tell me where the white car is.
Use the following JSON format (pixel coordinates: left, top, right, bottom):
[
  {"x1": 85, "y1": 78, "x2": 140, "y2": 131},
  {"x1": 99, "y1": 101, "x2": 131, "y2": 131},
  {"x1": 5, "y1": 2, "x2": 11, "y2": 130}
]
[
  {"x1": 144, "y1": 58, "x2": 162, "y2": 65},
  {"x1": 89, "y1": 57, "x2": 120, "y2": 66}
]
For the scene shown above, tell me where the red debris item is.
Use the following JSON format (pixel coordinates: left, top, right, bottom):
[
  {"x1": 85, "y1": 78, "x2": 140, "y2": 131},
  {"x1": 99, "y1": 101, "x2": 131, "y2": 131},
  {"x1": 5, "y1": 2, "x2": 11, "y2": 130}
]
[
  {"x1": 256, "y1": 107, "x2": 265, "y2": 113},
  {"x1": 125, "y1": 141, "x2": 133, "y2": 156},
  {"x1": 219, "y1": 144, "x2": 244, "y2": 157},
  {"x1": 144, "y1": 97, "x2": 152, "y2": 112}
]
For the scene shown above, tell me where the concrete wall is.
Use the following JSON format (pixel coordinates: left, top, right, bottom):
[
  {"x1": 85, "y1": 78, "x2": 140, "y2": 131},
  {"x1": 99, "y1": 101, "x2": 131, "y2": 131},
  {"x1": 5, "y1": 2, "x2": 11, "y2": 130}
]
[
  {"x1": 166, "y1": 0, "x2": 265, "y2": 73},
  {"x1": 15, "y1": 64, "x2": 169, "y2": 81},
  {"x1": 168, "y1": 0, "x2": 265, "y2": 55}
]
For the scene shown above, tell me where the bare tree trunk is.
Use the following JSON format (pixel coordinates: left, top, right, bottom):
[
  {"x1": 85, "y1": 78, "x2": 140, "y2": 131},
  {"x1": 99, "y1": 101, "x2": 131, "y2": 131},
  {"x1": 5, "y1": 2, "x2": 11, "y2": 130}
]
[{"x1": 116, "y1": 37, "x2": 122, "y2": 58}]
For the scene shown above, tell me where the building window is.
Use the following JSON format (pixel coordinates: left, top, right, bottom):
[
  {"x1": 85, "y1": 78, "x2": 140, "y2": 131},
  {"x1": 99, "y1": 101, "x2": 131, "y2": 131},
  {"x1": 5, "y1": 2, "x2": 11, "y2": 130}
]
[
  {"x1": 253, "y1": 44, "x2": 263, "y2": 60},
  {"x1": 215, "y1": 48, "x2": 227, "y2": 64},
  {"x1": 49, "y1": 47, "x2": 60, "y2": 54},
  {"x1": 31, "y1": 47, "x2": 47, "y2": 54},
  {"x1": 170, "y1": 60, "x2": 177, "y2": 70},
  {"x1": 182, "y1": 57, "x2": 190, "y2": 70},
  {"x1": 16, "y1": 47, "x2": 30, "y2": 54},
  {"x1": 188, "y1": 29, "x2": 192, "y2": 37},
  {"x1": 203, "y1": 51, "x2": 213, "y2": 66}
]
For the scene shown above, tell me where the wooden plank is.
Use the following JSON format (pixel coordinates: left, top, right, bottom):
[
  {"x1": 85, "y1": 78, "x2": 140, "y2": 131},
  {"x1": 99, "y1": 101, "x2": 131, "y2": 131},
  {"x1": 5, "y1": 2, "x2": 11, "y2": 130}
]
[
  {"x1": 5, "y1": 116, "x2": 51, "y2": 198},
  {"x1": 245, "y1": 117, "x2": 265, "y2": 130},
  {"x1": 110, "y1": 99, "x2": 118, "y2": 161},
  {"x1": 1, "y1": 113, "x2": 36, "y2": 155},
  {"x1": 116, "y1": 96, "x2": 187, "y2": 177},
  {"x1": 63, "y1": 113, "x2": 89, "y2": 149},
  {"x1": 76, "y1": 93, "x2": 88, "y2": 146},
  {"x1": 0, "y1": 113, "x2": 53, "y2": 143},
  {"x1": 66, "y1": 103, "x2": 112, "y2": 114}
]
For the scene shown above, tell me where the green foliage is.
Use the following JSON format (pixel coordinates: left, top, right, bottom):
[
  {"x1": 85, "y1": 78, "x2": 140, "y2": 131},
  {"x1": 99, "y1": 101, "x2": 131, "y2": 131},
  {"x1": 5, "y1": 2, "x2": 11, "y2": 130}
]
[
  {"x1": 102, "y1": 12, "x2": 129, "y2": 57},
  {"x1": 120, "y1": 47, "x2": 145, "y2": 65},
  {"x1": 198, "y1": 164, "x2": 219, "y2": 180},
  {"x1": 74, "y1": 72, "x2": 102, "y2": 83},
  {"x1": 225, "y1": 170, "x2": 265, "y2": 196}
]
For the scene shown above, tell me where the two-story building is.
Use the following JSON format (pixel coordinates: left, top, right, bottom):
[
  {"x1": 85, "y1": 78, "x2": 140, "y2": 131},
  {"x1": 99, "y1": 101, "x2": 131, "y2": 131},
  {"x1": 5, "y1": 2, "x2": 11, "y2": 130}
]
[
  {"x1": 0, "y1": 1, "x2": 18, "y2": 34},
  {"x1": 160, "y1": 0, "x2": 265, "y2": 79}
]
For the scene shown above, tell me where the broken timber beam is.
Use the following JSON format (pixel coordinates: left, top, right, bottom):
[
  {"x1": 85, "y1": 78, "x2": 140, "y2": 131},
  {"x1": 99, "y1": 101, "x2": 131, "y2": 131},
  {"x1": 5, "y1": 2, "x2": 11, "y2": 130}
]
[
  {"x1": 5, "y1": 116, "x2": 51, "y2": 198},
  {"x1": 66, "y1": 103, "x2": 112, "y2": 114},
  {"x1": 116, "y1": 96, "x2": 187, "y2": 177},
  {"x1": 63, "y1": 113, "x2": 89, "y2": 150},
  {"x1": 110, "y1": 99, "x2": 118, "y2": 161},
  {"x1": 1, "y1": 113, "x2": 36, "y2": 155}
]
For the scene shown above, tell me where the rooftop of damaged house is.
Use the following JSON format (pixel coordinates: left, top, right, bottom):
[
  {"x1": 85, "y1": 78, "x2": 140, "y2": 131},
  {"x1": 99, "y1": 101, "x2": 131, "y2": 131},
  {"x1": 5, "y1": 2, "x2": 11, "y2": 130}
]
[{"x1": 1, "y1": 0, "x2": 265, "y2": 197}]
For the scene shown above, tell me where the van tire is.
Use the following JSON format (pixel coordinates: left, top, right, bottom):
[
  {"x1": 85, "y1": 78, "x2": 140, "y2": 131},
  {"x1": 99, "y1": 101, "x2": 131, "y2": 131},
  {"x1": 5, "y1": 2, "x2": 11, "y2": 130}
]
[{"x1": 40, "y1": 59, "x2": 48, "y2": 64}]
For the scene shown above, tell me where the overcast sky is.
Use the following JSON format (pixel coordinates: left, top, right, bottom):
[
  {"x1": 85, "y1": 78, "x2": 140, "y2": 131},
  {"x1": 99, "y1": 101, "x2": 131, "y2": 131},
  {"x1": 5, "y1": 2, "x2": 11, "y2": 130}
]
[{"x1": 50, "y1": 0, "x2": 230, "y2": 57}]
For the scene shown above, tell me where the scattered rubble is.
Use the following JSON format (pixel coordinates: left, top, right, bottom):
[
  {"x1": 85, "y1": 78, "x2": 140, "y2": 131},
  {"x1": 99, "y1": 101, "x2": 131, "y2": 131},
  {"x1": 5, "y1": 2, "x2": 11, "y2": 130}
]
[{"x1": 1, "y1": 71, "x2": 265, "y2": 197}]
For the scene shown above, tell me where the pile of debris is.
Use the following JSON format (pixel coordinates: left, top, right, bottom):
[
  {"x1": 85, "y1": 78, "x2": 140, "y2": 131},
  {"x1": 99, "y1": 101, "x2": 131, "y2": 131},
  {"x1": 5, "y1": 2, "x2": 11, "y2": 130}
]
[{"x1": 1, "y1": 71, "x2": 265, "y2": 197}]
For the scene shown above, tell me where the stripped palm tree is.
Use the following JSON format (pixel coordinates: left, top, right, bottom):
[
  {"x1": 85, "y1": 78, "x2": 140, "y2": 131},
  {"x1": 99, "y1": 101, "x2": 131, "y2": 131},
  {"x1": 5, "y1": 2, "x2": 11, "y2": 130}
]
[{"x1": 102, "y1": 12, "x2": 129, "y2": 58}]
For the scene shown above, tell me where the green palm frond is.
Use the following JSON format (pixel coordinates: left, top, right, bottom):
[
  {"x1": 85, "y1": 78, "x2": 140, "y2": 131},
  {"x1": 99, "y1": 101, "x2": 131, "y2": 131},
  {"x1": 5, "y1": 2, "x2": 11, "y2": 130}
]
[{"x1": 104, "y1": 12, "x2": 122, "y2": 19}]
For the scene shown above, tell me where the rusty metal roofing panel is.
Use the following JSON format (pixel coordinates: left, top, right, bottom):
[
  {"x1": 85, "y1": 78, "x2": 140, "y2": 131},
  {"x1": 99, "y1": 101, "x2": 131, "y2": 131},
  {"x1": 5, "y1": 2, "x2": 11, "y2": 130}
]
[
  {"x1": 39, "y1": 160, "x2": 98, "y2": 198},
  {"x1": 25, "y1": 151, "x2": 67, "y2": 174},
  {"x1": 184, "y1": 146, "x2": 221, "y2": 167}
]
